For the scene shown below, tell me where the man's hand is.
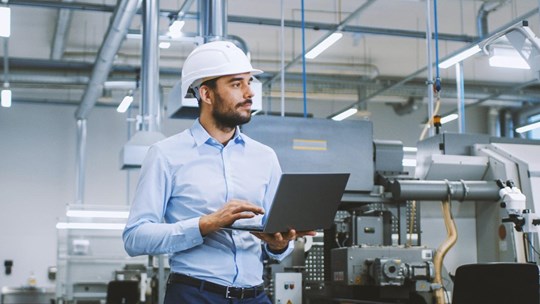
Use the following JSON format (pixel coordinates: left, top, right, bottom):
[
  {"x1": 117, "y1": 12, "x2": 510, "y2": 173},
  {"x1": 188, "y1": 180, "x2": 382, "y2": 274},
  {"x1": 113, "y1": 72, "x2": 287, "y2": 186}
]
[
  {"x1": 252, "y1": 229, "x2": 317, "y2": 253},
  {"x1": 199, "y1": 199, "x2": 264, "y2": 236}
]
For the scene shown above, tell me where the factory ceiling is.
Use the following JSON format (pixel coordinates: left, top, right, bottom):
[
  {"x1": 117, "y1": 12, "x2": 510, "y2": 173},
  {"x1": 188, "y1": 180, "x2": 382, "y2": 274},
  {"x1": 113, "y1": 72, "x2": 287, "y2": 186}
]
[{"x1": 1, "y1": 0, "x2": 540, "y2": 119}]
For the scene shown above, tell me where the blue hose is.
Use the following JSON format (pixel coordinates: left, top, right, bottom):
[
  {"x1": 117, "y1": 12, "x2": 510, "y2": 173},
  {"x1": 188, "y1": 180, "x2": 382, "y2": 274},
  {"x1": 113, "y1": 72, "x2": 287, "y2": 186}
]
[
  {"x1": 301, "y1": 0, "x2": 308, "y2": 117},
  {"x1": 433, "y1": 0, "x2": 441, "y2": 92}
]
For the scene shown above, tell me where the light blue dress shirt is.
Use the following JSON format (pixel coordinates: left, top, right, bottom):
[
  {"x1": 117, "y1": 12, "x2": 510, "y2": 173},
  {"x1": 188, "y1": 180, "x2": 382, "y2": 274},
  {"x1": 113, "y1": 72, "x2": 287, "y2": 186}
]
[{"x1": 123, "y1": 119, "x2": 292, "y2": 287}]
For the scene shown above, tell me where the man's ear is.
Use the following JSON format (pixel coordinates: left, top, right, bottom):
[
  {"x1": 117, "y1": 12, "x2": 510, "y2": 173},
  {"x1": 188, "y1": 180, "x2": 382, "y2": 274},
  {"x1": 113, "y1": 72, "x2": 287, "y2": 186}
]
[{"x1": 199, "y1": 85, "x2": 213, "y2": 106}]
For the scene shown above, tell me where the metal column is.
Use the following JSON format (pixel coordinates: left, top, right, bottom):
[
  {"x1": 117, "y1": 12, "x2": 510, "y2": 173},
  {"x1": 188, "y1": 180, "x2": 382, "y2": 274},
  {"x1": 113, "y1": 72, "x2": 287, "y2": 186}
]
[
  {"x1": 456, "y1": 62, "x2": 466, "y2": 133},
  {"x1": 75, "y1": 119, "x2": 87, "y2": 204},
  {"x1": 141, "y1": 0, "x2": 161, "y2": 132}
]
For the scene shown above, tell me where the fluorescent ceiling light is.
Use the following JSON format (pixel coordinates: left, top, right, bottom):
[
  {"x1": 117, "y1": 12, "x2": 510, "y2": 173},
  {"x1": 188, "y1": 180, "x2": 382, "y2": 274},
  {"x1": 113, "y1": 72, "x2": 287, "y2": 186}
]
[
  {"x1": 403, "y1": 146, "x2": 418, "y2": 152},
  {"x1": 1, "y1": 89, "x2": 11, "y2": 108},
  {"x1": 117, "y1": 94, "x2": 134, "y2": 113},
  {"x1": 168, "y1": 20, "x2": 185, "y2": 38},
  {"x1": 0, "y1": 7, "x2": 10, "y2": 38},
  {"x1": 441, "y1": 113, "x2": 458, "y2": 124},
  {"x1": 331, "y1": 108, "x2": 358, "y2": 121},
  {"x1": 305, "y1": 32, "x2": 343, "y2": 59},
  {"x1": 66, "y1": 210, "x2": 129, "y2": 219},
  {"x1": 159, "y1": 42, "x2": 171, "y2": 49},
  {"x1": 516, "y1": 121, "x2": 540, "y2": 133},
  {"x1": 488, "y1": 46, "x2": 530, "y2": 69},
  {"x1": 439, "y1": 45, "x2": 481, "y2": 69},
  {"x1": 56, "y1": 222, "x2": 126, "y2": 230}
]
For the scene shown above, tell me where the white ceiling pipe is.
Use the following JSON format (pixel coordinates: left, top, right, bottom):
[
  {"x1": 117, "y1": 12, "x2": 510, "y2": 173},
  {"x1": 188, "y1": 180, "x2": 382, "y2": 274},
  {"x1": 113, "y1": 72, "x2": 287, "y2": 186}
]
[{"x1": 198, "y1": 0, "x2": 228, "y2": 42}]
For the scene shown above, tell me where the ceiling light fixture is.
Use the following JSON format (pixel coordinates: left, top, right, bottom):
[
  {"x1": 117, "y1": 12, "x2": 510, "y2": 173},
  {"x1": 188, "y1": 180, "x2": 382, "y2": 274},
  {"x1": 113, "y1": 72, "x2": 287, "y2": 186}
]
[
  {"x1": 66, "y1": 210, "x2": 129, "y2": 219},
  {"x1": 403, "y1": 146, "x2": 418, "y2": 152},
  {"x1": 56, "y1": 222, "x2": 126, "y2": 230},
  {"x1": 305, "y1": 32, "x2": 343, "y2": 59},
  {"x1": 438, "y1": 45, "x2": 481, "y2": 69},
  {"x1": 0, "y1": 6, "x2": 10, "y2": 38},
  {"x1": 440, "y1": 113, "x2": 459, "y2": 124},
  {"x1": 117, "y1": 90, "x2": 134, "y2": 113},
  {"x1": 1, "y1": 86, "x2": 11, "y2": 108},
  {"x1": 168, "y1": 20, "x2": 185, "y2": 38},
  {"x1": 159, "y1": 41, "x2": 171, "y2": 49},
  {"x1": 331, "y1": 107, "x2": 358, "y2": 121},
  {"x1": 488, "y1": 45, "x2": 530, "y2": 69},
  {"x1": 516, "y1": 121, "x2": 540, "y2": 134}
]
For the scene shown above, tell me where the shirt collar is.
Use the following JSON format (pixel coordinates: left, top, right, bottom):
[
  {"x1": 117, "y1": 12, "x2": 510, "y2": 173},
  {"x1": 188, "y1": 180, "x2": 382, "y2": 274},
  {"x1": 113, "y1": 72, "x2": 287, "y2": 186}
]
[{"x1": 190, "y1": 119, "x2": 245, "y2": 147}]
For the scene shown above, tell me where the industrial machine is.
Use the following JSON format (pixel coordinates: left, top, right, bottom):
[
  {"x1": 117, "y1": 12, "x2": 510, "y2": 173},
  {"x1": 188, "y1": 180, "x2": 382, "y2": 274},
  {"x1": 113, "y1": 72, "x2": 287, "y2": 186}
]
[{"x1": 243, "y1": 116, "x2": 540, "y2": 304}]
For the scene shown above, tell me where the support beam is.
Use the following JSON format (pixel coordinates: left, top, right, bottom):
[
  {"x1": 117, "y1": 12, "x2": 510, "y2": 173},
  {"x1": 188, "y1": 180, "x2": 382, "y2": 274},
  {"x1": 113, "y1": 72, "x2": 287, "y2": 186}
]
[{"x1": 9, "y1": 0, "x2": 475, "y2": 42}]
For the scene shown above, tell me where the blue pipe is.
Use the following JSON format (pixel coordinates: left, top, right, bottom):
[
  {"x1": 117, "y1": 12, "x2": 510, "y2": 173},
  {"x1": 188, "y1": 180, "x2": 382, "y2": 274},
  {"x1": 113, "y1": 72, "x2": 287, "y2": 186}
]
[
  {"x1": 301, "y1": 0, "x2": 307, "y2": 117},
  {"x1": 433, "y1": 0, "x2": 441, "y2": 92}
]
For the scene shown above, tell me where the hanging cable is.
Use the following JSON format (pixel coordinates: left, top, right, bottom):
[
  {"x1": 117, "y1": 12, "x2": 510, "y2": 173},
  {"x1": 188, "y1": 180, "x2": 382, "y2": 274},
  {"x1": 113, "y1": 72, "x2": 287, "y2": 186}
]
[
  {"x1": 300, "y1": 0, "x2": 307, "y2": 118},
  {"x1": 433, "y1": 197, "x2": 458, "y2": 304},
  {"x1": 433, "y1": 0, "x2": 442, "y2": 94}
]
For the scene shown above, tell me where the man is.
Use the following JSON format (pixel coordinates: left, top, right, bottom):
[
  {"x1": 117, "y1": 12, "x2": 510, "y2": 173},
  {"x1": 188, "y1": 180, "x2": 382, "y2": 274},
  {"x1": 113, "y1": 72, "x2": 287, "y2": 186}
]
[{"x1": 123, "y1": 41, "x2": 315, "y2": 303}]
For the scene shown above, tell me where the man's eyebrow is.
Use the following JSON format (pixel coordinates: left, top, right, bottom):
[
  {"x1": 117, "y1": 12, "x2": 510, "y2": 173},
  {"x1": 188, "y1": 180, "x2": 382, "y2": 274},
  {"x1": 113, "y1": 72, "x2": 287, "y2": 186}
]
[{"x1": 226, "y1": 76, "x2": 251, "y2": 83}]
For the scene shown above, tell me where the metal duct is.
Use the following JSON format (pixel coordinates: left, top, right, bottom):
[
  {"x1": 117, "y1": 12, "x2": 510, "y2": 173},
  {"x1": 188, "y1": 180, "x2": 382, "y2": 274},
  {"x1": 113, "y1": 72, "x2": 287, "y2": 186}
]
[
  {"x1": 488, "y1": 107, "x2": 501, "y2": 137},
  {"x1": 228, "y1": 34, "x2": 249, "y2": 56},
  {"x1": 477, "y1": 1, "x2": 511, "y2": 39},
  {"x1": 390, "y1": 180, "x2": 501, "y2": 201},
  {"x1": 74, "y1": 0, "x2": 140, "y2": 119},
  {"x1": 167, "y1": 0, "x2": 237, "y2": 119},
  {"x1": 390, "y1": 96, "x2": 420, "y2": 116},
  {"x1": 75, "y1": 119, "x2": 87, "y2": 204},
  {"x1": 499, "y1": 108, "x2": 514, "y2": 138},
  {"x1": 120, "y1": 0, "x2": 165, "y2": 169},
  {"x1": 51, "y1": 0, "x2": 74, "y2": 60},
  {"x1": 140, "y1": 0, "x2": 160, "y2": 132},
  {"x1": 198, "y1": 0, "x2": 228, "y2": 42}
]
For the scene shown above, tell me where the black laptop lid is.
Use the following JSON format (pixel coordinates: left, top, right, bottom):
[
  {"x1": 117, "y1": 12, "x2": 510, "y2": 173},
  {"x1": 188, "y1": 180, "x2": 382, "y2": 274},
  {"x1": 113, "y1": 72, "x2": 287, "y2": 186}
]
[{"x1": 260, "y1": 173, "x2": 350, "y2": 233}]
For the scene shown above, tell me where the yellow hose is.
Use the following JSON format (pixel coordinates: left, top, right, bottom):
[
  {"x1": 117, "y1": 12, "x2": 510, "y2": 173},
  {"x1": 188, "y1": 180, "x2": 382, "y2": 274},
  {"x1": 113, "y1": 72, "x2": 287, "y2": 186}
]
[{"x1": 433, "y1": 200, "x2": 458, "y2": 304}]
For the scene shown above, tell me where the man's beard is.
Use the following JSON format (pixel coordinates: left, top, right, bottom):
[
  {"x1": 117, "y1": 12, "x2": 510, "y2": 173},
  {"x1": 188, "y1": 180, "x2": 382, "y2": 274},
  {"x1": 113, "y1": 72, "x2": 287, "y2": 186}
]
[{"x1": 212, "y1": 93, "x2": 252, "y2": 130}]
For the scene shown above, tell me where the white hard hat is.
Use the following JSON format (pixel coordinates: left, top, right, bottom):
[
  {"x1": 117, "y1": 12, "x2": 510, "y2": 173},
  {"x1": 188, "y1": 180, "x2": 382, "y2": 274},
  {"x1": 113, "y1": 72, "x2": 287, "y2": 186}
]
[{"x1": 181, "y1": 40, "x2": 263, "y2": 99}]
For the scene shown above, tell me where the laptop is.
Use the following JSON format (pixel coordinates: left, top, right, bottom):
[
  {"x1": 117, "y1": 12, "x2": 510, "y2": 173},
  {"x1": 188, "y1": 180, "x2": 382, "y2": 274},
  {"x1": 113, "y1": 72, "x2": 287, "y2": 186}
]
[{"x1": 227, "y1": 173, "x2": 350, "y2": 233}]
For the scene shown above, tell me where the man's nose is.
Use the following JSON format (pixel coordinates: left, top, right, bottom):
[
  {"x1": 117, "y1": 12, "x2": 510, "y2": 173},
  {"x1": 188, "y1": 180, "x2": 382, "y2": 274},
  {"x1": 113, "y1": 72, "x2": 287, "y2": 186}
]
[{"x1": 244, "y1": 84, "x2": 255, "y2": 99}]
